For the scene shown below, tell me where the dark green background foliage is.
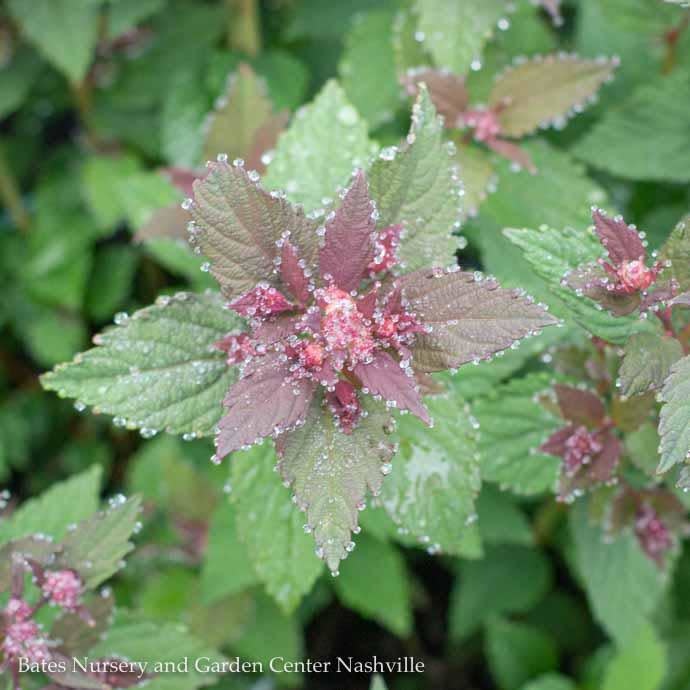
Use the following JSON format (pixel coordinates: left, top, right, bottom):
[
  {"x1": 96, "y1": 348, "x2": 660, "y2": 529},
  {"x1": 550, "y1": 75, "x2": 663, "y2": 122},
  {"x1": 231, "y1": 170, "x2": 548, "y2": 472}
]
[{"x1": 1, "y1": 1, "x2": 690, "y2": 689}]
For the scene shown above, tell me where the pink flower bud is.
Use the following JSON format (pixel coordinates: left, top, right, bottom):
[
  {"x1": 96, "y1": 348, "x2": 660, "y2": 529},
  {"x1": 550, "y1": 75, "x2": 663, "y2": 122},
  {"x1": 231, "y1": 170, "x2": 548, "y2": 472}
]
[
  {"x1": 635, "y1": 504, "x2": 672, "y2": 563},
  {"x1": 42, "y1": 569, "x2": 83, "y2": 611},
  {"x1": 2, "y1": 620, "x2": 51, "y2": 663},
  {"x1": 616, "y1": 259, "x2": 655, "y2": 292},
  {"x1": 5, "y1": 598, "x2": 32, "y2": 622}
]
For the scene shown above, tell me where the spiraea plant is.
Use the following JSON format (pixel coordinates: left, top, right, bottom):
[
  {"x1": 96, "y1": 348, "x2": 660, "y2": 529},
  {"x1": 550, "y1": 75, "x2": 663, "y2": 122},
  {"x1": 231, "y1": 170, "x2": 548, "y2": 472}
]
[{"x1": 43, "y1": 87, "x2": 557, "y2": 573}]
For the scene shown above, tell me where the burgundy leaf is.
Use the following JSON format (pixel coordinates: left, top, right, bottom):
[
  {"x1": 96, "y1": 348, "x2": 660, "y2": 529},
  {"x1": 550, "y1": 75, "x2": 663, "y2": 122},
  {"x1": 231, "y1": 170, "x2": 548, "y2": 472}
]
[
  {"x1": 191, "y1": 161, "x2": 318, "y2": 300},
  {"x1": 229, "y1": 284, "x2": 292, "y2": 317},
  {"x1": 319, "y1": 169, "x2": 376, "y2": 292},
  {"x1": 356, "y1": 288, "x2": 378, "y2": 319},
  {"x1": 592, "y1": 208, "x2": 647, "y2": 264},
  {"x1": 214, "y1": 332, "x2": 254, "y2": 365},
  {"x1": 554, "y1": 384, "x2": 606, "y2": 427},
  {"x1": 398, "y1": 269, "x2": 558, "y2": 372},
  {"x1": 400, "y1": 68, "x2": 469, "y2": 127},
  {"x1": 245, "y1": 110, "x2": 290, "y2": 174},
  {"x1": 486, "y1": 137, "x2": 536, "y2": 173},
  {"x1": 280, "y1": 239, "x2": 311, "y2": 305},
  {"x1": 563, "y1": 263, "x2": 641, "y2": 315},
  {"x1": 354, "y1": 351, "x2": 430, "y2": 424},
  {"x1": 588, "y1": 431, "x2": 621, "y2": 483},
  {"x1": 539, "y1": 424, "x2": 576, "y2": 456},
  {"x1": 216, "y1": 354, "x2": 316, "y2": 456},
  {"x1": 639, "y1": 279, "x2": 679, "y2": 312}
]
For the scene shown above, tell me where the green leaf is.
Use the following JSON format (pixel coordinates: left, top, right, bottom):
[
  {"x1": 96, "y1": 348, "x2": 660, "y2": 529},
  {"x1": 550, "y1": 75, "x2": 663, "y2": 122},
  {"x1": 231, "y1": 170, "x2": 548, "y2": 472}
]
[
  {"x1": 619, "y1": 332, "x2": 683, "y2": 397},
  {"x1": 660, "y1": 214, "x2": 690, "y2": 293},
  {"x1": 490, "y1": 55, "x2": 617, "y2": 138},
  {"x1": 456, "y1": 144, "x2": 496, "y2": 220},
  {"x1": 263, "y1": 80, "x2": 374, "y2": 211},
  {"x1": 392, "y1": 6, "x2": 433, "y2": 75},
  {"x1": 450, "y1": 545, "x2": 551, "y2": 640},
  {"x1": 233, "y1": 592, "x2": 302, "y2": 685},
  {"x1": 191, "y1": 162, "x2": 318, "y2": 300},
  {"x1": 520, "y1": 675, "x2": 576, "y2": 690},
  {"x1": 41, "y1": 291, "x2": 242, "y2": 437},
  {"x1": 473, "y1": 374, "x2": 561, "y2": 495},
  {"x1": 414, "y1": 0, "x2": 508, "y2": 76},
  {"x1": 570, "y1": 501, "x2": 667, "y2": 646},
  {"x1": 161, "y1": 63, "x2": 209, "y2": 167},
  {"x1": 7, "y1": 0, "x2": 100, "y2": 83},
  {"x1": 370, "y1": 676, "x2": 388, "y2": 690},
  {"x1": 85, "y1": 245, "x2": 139, "y2": 322},
  {"x1": 504, "y1": 223, "x2": 653, "y2": 344},
  {"x1": 381, "y1": 389, "x2": 480, "y2": 555},
  {"x1": 334, "y1": 533, "x2": 412, "y2": 636},
  {"x1": 202, "y1": 63, "x2": 278, "y2": 166},
  {"x1": 0, "y1": 466, "x2": 101, "y2": 545},
  {"x1": 486, "y1": 617, "x2": 558, "y2": 690},
  {"x1": 368, "y1": 86, "x2": 464, "y2": 270},
  {"x1": 0, "y1": 47, "x2": 42, "y2": 118},
  {"x1": 90, "y1": 610, "x2": 226, "y2": 690},
  {"x1": 625, "y1": 423, "x2": 662, "y2": 477},
  {"x1": 106, "y1": 0, "x2": 167, "y2": 39},
  {"x1": 658, "y1": 354, "x2": 690, "y2": 473},
  {"x1": 602, "y1": 623, "x2": 666, "y2": 690},
  {"x1": 230, "y1": 444, "x2": 323, "y2": 613},
  {"x1": 58, "y1": 496, "x2": 141, "y2": 588},
  {"x1": 278, "y1": 398, "x2": 395, "y2": 573},
  {"x1": 200, "y1": 499, "x2": 257, "y2": 605},
  {"x1": 339, "y1": 10, "x2": 401, "y2": 129},
  {"x1": 573, "y1": 70, "x2": 690, "y2": 183},
  {"x1": 477, "y1": 485, "x2": 533, "y2": 546}
]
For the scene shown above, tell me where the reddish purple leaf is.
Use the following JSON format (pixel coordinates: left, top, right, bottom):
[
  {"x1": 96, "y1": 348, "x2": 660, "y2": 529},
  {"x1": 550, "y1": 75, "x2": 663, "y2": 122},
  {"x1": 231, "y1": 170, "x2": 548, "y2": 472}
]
[
  {"x1": 400, "y1": 68, "x2": 469, "y2": 127},
  {"x1": 554, "y1": 384, "x2": 606, "y2": 427},
  {"x1": 588, "y1": 431, "x2": 621, "y2": 483},
  {"x1": 216, "y1": 354, "x2": 316, "y2": 456},
  {"x1": 280, "y1": 239, "x2": 311, "y2": 305},
  {"x1": 319, "y1": 170, "x2": 376, "y2": 292},
  {"x1": 369, "y1": 224, "x2": 402, "y2": 275},
  {"x1": 540, "y1": 424, "x2": 576, "y2": 456},
  {"x1": 486, "y1": 137, "x2": 536, "y2": 173},
  {"x1": 563, "y1": 263, "x2": 641, "y2": 315},
  {"x1": 229, "y1": 284, "x2": 292, "y2": 318},
  {"x1": 397, "y1": 269, "x2": 558, "y2": 372},
  {"x1": 354, "y1": 351, "x2": 430, "y2": 424},
  {"x1": 592, "y1": 208, "x2": 647, "y2": 264}
]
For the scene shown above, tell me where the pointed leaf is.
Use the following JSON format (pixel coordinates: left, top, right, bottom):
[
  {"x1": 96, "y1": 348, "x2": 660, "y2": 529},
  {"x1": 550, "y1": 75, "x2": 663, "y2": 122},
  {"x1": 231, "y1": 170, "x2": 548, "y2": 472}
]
[
  {"x1": 191, "y1": 161, "x2": 319, "y2": 299},
  {"x1": 340, "y1": 9, "x2": 401, "y2": 129},
  {"x1": 200, "y1": 500, "x2": 257, "y2": 605},
  {"x1": 217, "y1": 354, "x2": 316, "y2": 456},
  {"x1": 504, "y1": 224, "x2": 654, "y2": 344},
  {"x1": 400, "y1": 68, "x2": 469, "y2": 126},
  {"x1": 570, "y1": 501, "x2": 666, "y2": 646},
  {"x1": 592, "y1": 208, "x2": 646, "y2": 264},
  {"x1": 263, "y1": 80, "x2": 374, "y2": 212},
  {"x1": 553, "y1": 384, "x2": 605, "y2": 427},
  {"x1": 490, "y1": 54, "x2": 617, "y2": 138},
  {"x1": 658, "y1": 354, "x2": 690, "y2": 473},
  {"x1": 399, "y1": 269, "x2": 557, "y2": 372},
  {"x1": 354, "y1": 351, "x2": 430, "y2": 423},
  {"x1": 229, "y1": 444, "x2": 323, "y2": 613},
  {"x1": 473, "y1": 374, "x2": 561, "y2": 495},
  {"x1": 381, "y1": 386, "x2": 480, "y2": 554},
  {"x1": 41, "y1": 292, "x2": 241, "y2": 437},
  {"x1": 573, "y1": 70, "x2": 690, "y2": 183},
  {"x1": 333, "y1": 533, "x2": 412, "y2": 636},
  {"x1": 414, "y1": 0, "x2": 509, "y2": 76},
  {"x1": 7, "y1": 0, "x2": 99, "y2": 83},
  {"x1": 368, "y1": 85, "x2": 464, "y2": 270},
  {"x1": 202, "y1": 63, "x2": 287, "y2": 171},
  {"x1": 319, "y1": 170, "x2": 376, "y2": 292},
  {"x1": 280, "y1": 240, "x2": 311, "y2": 305},
  {"x1": 0, "y1": 466, "x2": 101, "y2": 545},
  {"x1": 57, "y1": 496, "x2": 141, "y2": 589},
  {"x1": 619, "y1": 333, "x2": 683, "y2": 397},
  {"x1": 277, "y1": 397, "x2": 395, "y2": 572},
  {"x1": 602, "y1": 623, "x2": 666, "y2": 690},
  {"x1": 660, "y1": 214, "x2": 690, "y2": 292}
]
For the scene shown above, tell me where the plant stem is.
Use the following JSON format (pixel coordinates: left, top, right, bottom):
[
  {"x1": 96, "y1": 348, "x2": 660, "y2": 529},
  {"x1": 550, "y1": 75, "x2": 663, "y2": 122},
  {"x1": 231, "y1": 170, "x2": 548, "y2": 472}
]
[
  {"x1": 226, "y1": 0, "x2": 261, "y2": 57},
  {"x1": 0, "y1": 146, "x2": 29, "y2": 232}
]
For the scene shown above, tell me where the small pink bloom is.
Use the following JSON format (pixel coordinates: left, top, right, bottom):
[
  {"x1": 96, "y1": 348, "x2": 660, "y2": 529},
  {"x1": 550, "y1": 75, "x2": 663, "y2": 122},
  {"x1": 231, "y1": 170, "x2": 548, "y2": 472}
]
[
  {"x1": 635, "y1": 504, "x2": 673, "y2": 564},
  {"x1": 5, "y1": 598, "x2": 32, "y2": 622},
  {"x1": 563, "y1": 425, "x2": 603, "y2": 475},
  {"x1": 301, "y1": 341, "x2": 325, "y2": 369},
  {"x1": 2, "y1": 620, "x2": 51, "y2": 663},
  {"x1": 616, "y1": 259, "x2": 656, "y2": 292},
  {"x1": 463, "y1": 108, "x2": 502, "y2": 142},
  {"x1": 42, "y1": 569, "x2": 83, "y2": 611},
  {"x1": 328, "y1": 380, "x2": 362, "y2": 433},
  {"x1": 214, "y1": 332, "x2": 254, "y2": 365},
  {"x1": 320, "y1": 287, "x2": 376, "y2": 363},
  {"x1": 230, "y1": 284, "x2": 292, "y2": 318}
]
